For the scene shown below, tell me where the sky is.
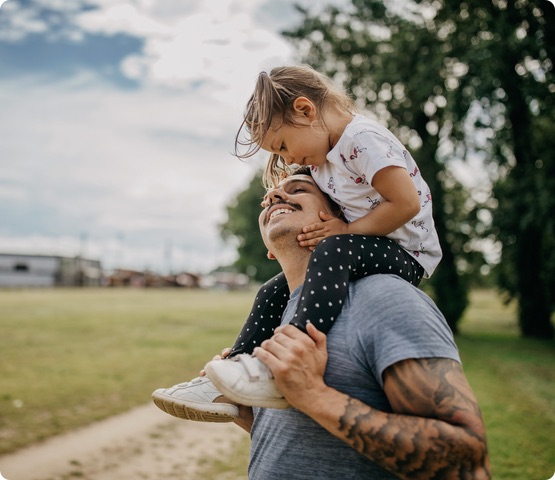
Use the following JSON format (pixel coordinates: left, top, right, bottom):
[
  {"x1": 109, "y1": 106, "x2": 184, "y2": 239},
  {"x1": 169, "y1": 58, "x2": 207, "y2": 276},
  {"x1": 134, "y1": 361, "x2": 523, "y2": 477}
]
[{"x1": 0, "y1": 0, "x2": 348, "y2": 274}]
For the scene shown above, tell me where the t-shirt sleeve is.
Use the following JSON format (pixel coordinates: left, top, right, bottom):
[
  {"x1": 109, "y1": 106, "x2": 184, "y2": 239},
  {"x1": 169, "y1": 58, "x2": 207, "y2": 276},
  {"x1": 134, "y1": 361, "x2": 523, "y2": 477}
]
[
  {"x1": 343, "y1": 127, "x2": 408, "y2": 186},
  {"x1": 353, "y1": 276, "x2": 461, "y2": 388}
]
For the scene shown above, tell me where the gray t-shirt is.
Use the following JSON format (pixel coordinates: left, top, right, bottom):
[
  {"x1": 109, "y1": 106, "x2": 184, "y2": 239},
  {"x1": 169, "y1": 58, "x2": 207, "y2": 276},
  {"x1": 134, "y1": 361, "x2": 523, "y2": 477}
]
[{"x1": 249, "y1": 274, "x2": 460, "y2": 480}]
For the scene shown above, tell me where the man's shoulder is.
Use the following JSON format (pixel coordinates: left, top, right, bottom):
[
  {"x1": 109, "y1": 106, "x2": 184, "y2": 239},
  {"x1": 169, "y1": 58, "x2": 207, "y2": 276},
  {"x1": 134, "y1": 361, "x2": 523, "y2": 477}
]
[
  {"x1": 349, "y1": 274, "x2": 419, "y2": 298},
  {"x1": 346, "y1": 275, "x2": 436, "y2": 317}
]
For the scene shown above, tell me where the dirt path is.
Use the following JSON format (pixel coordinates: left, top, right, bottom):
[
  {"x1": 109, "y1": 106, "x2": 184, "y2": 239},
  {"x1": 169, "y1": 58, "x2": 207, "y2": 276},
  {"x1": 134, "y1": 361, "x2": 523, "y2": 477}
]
[{"x1": 0, "y1": 403, "x2": 246, "y2": 480}]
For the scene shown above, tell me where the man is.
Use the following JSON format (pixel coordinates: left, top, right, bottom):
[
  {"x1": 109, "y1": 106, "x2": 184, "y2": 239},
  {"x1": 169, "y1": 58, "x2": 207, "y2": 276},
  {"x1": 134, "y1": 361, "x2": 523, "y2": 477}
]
[{"x1": 210, "y1": 168, "x2": 490, "y2": 479}]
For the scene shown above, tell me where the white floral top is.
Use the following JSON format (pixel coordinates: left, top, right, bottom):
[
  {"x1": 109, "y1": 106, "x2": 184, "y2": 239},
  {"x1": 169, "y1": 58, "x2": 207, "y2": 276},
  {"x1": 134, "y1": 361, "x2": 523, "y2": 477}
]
[{"x1": 311, "y1": 114, "x2": 442, "y2": 277}]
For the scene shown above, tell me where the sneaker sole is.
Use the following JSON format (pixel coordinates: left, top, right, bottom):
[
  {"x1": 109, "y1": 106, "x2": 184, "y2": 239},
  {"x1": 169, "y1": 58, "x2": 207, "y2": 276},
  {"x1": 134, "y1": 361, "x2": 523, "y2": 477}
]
[
  {"x1": 204, "y1": 363, "x2": 290, "y2": 410},
  {"x1": 151, "y1": 392, "x2": 238, "y2": 423}
]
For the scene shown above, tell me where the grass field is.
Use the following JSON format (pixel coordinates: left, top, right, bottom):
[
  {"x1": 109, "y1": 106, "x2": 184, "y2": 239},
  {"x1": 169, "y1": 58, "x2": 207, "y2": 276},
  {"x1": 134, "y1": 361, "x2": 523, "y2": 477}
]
[{"x1": 0, "y1": 287, "x2": 554, "y2": 479}]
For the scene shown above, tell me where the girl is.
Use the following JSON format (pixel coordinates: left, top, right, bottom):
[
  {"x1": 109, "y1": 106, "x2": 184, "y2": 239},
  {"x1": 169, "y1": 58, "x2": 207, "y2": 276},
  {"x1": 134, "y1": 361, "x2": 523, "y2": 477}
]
[{"x1": 152, "y1": 65, "x2": 442, "y2": 418}]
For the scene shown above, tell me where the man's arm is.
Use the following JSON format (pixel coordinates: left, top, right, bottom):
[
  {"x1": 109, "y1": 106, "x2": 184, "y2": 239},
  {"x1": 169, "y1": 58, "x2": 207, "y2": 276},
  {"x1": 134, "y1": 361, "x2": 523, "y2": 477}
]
[{"x1": 255, "y1": 324, "x2": 490, "y2": 480}]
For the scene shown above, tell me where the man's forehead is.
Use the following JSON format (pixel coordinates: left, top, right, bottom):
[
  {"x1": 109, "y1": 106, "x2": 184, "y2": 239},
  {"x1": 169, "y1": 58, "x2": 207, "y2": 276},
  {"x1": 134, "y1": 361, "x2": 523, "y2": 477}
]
[{"x1": 276, "y1": 174, "x2": 316, "y2": 189}]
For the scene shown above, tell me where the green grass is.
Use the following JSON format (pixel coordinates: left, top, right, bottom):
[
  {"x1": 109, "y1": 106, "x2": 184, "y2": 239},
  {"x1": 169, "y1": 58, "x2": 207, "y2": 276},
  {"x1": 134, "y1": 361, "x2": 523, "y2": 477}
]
[
  {"x1": 456, "y1": 290, "x2": 555, "y2": 480},
  {"x1": 1, "y1": 288, "x2": 554, "y2": 479},
  {"x1": 0, "y1": 288, "x2": 252, "y2": 454}
]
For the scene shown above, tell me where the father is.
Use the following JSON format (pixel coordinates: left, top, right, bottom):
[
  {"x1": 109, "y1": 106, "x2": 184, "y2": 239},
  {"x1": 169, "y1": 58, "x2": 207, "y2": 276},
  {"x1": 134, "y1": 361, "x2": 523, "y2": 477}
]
[{"x1": 228, "y1": 167, "x2": 490, "y2": 479}]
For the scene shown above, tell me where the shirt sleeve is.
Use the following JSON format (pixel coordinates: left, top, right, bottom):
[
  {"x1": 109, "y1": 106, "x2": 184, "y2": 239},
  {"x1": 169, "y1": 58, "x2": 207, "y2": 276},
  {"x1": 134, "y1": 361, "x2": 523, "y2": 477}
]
[
  {"x1": 342, "y1": 127, "x2": 409, "y2": 186},
  {"x1": 352, "y1": 276, "x2": 461, "y2": 388}
]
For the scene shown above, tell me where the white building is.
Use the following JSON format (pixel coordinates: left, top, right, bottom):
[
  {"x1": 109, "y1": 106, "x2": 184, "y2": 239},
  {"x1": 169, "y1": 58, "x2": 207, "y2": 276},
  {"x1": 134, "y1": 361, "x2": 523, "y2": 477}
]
[{"x1": 0, "y1": 253, "x2": 103, "y2": 287}]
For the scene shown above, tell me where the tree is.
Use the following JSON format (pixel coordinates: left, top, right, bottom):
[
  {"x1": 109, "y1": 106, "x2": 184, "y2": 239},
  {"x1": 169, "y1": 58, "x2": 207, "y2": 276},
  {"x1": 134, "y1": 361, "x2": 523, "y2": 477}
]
[
  {"x1": 282, "y1": 0, "x2": 554, "y2": 338},
  {"x1": 220, "y1": 171, "x2": 282, "y2": 283},
  {"x1": 220, "y1": 1, "x2": 554, "y2": 337},
  {"x1": 427, "y1": 0, "x2": 555, "y2": 338},
  {"x1": 282, "y1": 2, "x2": 478, "y2": 333}
]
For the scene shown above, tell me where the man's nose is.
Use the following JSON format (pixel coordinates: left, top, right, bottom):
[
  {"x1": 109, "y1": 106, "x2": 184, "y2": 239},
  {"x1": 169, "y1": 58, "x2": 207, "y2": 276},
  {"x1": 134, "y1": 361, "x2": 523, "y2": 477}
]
[{"x1": 266, "y1": 186, "x2": 287, "y2": 204}]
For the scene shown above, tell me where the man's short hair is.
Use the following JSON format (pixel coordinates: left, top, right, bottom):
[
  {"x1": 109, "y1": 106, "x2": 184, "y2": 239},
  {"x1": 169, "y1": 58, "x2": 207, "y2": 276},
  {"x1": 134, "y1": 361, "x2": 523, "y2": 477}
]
[{"x1": 289, "y1": 166, "x2": 346, "y2": 222}]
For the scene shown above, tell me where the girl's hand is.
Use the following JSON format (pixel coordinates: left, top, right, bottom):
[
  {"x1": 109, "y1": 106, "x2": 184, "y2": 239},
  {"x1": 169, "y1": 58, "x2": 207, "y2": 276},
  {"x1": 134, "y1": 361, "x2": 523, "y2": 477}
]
[
  {"x1": 200, "y1": 347, "x2": 231, "y2": 376},
  {"x1": 297, "y1": 211, "x2": 349, "y2": 250}
]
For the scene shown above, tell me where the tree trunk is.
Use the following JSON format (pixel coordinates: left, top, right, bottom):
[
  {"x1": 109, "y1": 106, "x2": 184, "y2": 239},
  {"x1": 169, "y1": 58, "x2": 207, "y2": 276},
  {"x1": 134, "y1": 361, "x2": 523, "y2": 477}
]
[
  {"x1": 413, "y1": 112, "x2": 468, "y2": 334},
  {"x1": 516, "y1": 222, "x2": 554, "y2": 338},
  {"x1": 502, "y1": 48, "x2": 554, "y2": 339}
]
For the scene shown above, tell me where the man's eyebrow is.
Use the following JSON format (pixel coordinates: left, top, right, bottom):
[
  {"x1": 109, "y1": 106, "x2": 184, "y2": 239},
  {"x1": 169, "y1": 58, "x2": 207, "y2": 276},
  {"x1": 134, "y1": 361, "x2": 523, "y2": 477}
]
[{"x1": 283, "y1": 177, "x2": 316, "y2": 188}]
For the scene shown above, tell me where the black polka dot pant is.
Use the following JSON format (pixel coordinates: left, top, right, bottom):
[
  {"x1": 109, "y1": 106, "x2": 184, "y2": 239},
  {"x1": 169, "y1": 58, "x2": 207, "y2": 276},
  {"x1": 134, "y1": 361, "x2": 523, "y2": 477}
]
[
  {"x1": 229, "y1": 235, "x2": 424, "y2": 356},
  {"x1": 229, "y1": 271, "x2": 289, "y2": 357},
  {"x1": 290, "y1": 234, "x2": 424, "y2": 333}
]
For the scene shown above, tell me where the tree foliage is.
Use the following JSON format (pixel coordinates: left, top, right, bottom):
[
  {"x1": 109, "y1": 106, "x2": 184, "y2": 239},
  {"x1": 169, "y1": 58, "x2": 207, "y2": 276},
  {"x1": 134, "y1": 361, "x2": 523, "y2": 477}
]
[
  {"x1": 219, "y1": 0, "x2": 554, "y2": 337},
  {"x1": 427, "y1": 0, "x2": 555, "y2": 338},
  {"x1": 282, "y1": 1, "x2": 478, "y2": 332},
  {"x1": 277, "y1": 0, "x2": 554, "y2": 338}
]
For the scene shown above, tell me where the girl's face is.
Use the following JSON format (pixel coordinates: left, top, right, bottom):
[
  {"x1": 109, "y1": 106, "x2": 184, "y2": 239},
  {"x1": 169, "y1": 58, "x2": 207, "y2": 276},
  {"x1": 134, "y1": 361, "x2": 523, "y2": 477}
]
[
  {"x1": 260, "y1": 98, "x2": 331, "y2": 168},
  {"x1": 260, "y1": 119, "x2": 330, "y2": 168}
]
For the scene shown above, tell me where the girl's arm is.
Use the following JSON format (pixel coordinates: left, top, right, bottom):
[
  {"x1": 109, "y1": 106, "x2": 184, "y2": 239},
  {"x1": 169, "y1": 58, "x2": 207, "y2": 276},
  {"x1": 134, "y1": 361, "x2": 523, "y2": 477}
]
[
  {"x1": 298, "y1": 166, "x2": 420, "y2": 247},
  {"x1": 347, "y1": 165, "x2": 420, "y2": 235}
]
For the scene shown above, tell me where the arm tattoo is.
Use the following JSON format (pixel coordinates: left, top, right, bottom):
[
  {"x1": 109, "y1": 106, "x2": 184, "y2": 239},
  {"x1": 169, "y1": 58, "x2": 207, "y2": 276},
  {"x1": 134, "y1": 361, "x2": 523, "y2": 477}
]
[{"x1": 337, "y1": 358, "x2": 490, "y2": 479}]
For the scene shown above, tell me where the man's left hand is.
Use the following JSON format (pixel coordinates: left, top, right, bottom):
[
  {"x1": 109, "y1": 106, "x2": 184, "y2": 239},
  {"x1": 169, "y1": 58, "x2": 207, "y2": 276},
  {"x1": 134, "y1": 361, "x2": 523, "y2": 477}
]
[{"x1": 254, "y1": 323, "x2": 329, "y2": 410}]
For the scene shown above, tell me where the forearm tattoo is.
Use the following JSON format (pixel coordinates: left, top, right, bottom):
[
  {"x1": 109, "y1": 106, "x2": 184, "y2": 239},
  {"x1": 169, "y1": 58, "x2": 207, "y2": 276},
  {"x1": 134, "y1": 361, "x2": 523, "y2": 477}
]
[{"x1": 337, "y1": 359, "x2": 490, "y2": 479}]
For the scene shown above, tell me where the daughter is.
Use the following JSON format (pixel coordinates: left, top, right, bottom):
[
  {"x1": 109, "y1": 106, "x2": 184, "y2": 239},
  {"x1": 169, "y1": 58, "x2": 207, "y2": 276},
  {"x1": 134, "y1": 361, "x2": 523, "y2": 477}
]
[{"x1": 152, "y1": 65, "x2": 441, "y2": 419}]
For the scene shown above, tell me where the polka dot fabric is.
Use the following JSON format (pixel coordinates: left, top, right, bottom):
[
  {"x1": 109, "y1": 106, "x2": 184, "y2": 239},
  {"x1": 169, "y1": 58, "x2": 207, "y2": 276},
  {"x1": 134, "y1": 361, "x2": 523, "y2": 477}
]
[
  {"x1": 229, "y1": 272, "x2": 289, "y2": 357},
  {"x1": 289, "y1": 235, "x2": 423, "y2": 332},
  {"x1": 229, "y1": 235, "x2": 424, "y2": 356}
]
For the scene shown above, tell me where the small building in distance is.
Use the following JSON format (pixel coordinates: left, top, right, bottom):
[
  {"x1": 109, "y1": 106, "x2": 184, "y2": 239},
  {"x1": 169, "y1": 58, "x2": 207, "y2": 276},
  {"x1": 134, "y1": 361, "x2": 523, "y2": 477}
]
[
  {"x1": 0, "y1": 253, "x2": 103, "y2": 287},
  {"x1": 106, "y1": 270, "x2": 202, "y2": 288}
]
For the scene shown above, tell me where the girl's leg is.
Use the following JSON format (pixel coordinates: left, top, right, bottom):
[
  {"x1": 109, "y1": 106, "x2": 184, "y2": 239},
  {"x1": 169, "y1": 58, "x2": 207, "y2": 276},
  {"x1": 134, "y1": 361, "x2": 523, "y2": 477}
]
[
  {"x1": 228, "y1": 272, "x2": 289, "y2": 357},
  {"x1": 289, "y1": 234, "x2": 424, "y2": 333}
]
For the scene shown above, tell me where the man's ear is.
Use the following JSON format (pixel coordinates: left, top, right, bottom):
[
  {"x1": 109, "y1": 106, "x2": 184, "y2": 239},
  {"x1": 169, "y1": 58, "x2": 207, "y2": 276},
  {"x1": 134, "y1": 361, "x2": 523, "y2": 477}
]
[
  {"x1": 292, "y1": 97, "x2": 317, "y2": 119},
  {"x1": 267, "y1": 250, "x2": 277, "y2": 260}
]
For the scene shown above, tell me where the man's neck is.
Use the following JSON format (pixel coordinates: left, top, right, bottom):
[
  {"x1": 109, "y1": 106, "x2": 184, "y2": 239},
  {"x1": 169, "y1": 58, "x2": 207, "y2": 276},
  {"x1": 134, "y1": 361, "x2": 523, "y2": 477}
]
[{"x1": 276, "y1": 249, "x2": 310, "y2": 292}]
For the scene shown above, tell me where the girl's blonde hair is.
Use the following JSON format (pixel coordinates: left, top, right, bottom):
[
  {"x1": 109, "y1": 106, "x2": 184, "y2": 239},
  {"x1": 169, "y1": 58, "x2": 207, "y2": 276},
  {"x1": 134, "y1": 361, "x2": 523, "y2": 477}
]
[{"x1": 234, "y1": 65, "x2": 356, "y2": 189}]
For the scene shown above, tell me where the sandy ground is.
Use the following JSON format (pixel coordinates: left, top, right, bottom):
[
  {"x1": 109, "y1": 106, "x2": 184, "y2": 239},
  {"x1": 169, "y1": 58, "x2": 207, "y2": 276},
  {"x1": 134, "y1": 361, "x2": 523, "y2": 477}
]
[{"x1": 0, "y1": 403, "x2": 246, "y2": 480}]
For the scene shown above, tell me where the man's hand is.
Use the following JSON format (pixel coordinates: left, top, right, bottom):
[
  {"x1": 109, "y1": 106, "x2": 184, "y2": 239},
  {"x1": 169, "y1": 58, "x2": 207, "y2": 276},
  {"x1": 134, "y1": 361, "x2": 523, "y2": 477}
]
[
  {"x1": 253, "y1": 323, "x2": 329, "y2": 410},
  {"x1": 297, "y1": 211, "x2": 349, "y2": 249}
]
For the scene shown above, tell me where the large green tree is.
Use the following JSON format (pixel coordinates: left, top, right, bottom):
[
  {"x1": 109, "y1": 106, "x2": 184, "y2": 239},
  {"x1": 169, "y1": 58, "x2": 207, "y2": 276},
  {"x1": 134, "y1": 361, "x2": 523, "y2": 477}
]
[
  {"x1": 220, "y1": 0, "x2": 554, "y2": 337},
  {"x1": 283, "y1": 2, "x2": 480, "y2": 333},
  {"x1": 281, "y1": 0, "x2": 554, "y2": 338},
  {"x1": 426, "y1": 0, "x2": 555, "y2": 338}
]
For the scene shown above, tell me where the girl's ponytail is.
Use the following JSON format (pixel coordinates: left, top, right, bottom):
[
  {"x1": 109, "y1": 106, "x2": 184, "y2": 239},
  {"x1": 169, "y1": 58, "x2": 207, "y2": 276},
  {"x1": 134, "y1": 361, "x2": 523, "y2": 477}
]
[{"x1": 235, "y1": 65, "x2": 356, "y2": 183}]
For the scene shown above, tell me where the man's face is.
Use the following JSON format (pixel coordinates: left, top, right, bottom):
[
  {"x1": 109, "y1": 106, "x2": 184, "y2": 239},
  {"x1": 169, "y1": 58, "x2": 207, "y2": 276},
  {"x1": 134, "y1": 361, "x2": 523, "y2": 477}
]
[{"x1": 258, "y1": 174, "x2": 333, "y2": 248}]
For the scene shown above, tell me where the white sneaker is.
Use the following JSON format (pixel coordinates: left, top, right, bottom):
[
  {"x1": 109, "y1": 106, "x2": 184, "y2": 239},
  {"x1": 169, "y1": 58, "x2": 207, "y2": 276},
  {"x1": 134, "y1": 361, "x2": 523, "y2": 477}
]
[
  {"x1": 204, "y1": 354, "x2": 291, "y2": 409},
  {"x1": 151, "y1": 376, "x2": 239, "y2": 422}
]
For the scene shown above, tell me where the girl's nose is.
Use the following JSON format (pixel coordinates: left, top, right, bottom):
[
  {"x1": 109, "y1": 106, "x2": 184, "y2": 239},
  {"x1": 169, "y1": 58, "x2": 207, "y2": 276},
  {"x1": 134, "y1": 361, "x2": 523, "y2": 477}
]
[{"x1": 282, "y1": 154, "x2": 295, "y2": 166}]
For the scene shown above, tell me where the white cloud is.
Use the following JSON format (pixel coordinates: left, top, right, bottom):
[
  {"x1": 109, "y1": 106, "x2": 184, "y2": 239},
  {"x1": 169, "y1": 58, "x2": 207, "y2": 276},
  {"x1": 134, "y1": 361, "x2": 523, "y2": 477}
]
[
  {"x1": 0, "y1": 70, "x2": 265, "y2": 272},
  {"x1": 0, "y1": 1, "x2": 48, "y2": 41},
  {"x1": 75, "y1": 0, "x2": 294, "y2": 106},
  {"x1": 0, "y1": 0, "x2": 347, "y2": 273},
  {"x1": 74, "y1": 3, "x2": 169, "y2": 37}
]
